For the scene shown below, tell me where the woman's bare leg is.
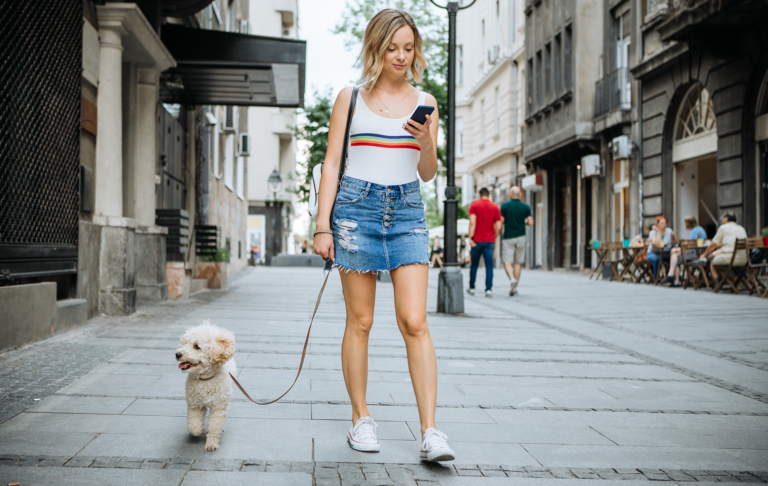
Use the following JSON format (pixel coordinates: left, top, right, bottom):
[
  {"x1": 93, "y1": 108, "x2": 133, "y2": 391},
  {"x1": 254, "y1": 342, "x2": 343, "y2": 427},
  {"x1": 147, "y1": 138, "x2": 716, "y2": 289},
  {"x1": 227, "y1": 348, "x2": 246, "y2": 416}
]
[
  {"x1": 339, "y1": 270, "x2": 378, "y2": 424},
  {"x1": 389, "y1": 264, "x2": 436, "y2": 435}
]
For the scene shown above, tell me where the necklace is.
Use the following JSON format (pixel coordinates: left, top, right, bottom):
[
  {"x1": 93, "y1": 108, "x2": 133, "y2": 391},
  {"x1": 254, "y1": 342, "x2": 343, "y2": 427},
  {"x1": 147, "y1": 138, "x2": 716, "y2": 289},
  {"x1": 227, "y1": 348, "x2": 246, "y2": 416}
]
[{"x1": 374, "y1": 87, "x2": 410, "y2": 114}]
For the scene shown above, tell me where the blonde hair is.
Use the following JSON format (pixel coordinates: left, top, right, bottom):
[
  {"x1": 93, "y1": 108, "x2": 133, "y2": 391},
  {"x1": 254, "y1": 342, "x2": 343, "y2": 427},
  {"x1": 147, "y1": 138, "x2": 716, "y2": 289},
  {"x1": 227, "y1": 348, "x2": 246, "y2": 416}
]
[
  {"x1": 684, "y1": 215, "x2": 697, "y2": 230},
  {"x1": 359, "y1": 9, "x2": 427, "y2": 87}
]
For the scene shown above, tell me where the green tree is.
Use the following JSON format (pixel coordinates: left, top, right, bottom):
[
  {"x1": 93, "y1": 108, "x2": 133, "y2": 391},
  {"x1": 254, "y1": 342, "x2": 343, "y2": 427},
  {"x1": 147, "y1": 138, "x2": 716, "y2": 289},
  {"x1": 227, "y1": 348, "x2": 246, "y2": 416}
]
[{"x1": 292, "y1": 88, "x2": 333, "y2": 203}]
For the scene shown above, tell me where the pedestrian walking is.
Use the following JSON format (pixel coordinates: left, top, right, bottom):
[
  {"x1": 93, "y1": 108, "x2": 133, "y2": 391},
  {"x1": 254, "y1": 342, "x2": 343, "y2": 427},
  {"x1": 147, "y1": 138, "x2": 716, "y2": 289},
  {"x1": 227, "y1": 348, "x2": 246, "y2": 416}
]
[
  {"x1": 467, "y1": 187, "x2": 502, "y2": 297},
  {"x1": 500, "y1": 186, "x2": 533, "y2": 296},
  {"x1": 312, "y1": 9, "x2": 455, "y2": 462}
]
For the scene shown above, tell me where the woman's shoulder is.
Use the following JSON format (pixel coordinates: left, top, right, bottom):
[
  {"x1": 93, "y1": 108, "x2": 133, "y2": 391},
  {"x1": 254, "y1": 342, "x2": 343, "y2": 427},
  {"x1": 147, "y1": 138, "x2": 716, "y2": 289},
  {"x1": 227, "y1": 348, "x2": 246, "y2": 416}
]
[{"x1": 420, "y1": 90, "x2": 438, "y2": 107}]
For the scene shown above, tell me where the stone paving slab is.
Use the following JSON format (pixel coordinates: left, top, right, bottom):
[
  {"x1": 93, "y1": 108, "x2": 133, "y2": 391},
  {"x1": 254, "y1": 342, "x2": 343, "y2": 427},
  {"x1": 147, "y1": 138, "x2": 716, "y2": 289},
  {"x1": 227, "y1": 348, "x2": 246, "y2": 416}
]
[{"x1": 1, "y1": 267, "x2": 768, "y2": 484}]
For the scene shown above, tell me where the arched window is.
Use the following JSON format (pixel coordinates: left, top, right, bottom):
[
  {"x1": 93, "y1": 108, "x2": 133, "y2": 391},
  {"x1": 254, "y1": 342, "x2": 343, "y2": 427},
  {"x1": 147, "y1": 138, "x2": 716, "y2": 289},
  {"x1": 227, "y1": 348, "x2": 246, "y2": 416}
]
[{"x1": 672, "y1": 84, "x2": 718, "y2": 162}]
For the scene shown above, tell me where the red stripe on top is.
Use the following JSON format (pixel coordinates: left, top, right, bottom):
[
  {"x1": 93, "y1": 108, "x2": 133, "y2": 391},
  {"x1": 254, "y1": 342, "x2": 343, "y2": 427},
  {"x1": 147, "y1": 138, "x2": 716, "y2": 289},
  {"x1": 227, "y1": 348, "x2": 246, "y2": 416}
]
[{"x1": 351, "y1": 141, "x2": 421, "y2": 151}]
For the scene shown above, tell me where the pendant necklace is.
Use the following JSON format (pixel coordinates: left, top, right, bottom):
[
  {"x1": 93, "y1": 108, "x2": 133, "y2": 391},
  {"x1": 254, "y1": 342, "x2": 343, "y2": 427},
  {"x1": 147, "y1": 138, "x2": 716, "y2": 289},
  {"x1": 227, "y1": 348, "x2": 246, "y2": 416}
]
[{"x1": 374, "y1": 87, "x2": 409, "y2": 114}]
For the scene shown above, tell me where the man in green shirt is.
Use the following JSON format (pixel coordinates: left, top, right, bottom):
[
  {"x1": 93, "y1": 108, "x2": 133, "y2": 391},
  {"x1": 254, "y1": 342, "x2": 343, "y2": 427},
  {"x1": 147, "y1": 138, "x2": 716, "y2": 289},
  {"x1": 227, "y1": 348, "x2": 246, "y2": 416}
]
[{"x1": 500, "y1": 186, "x2": 533, "y2": 296}]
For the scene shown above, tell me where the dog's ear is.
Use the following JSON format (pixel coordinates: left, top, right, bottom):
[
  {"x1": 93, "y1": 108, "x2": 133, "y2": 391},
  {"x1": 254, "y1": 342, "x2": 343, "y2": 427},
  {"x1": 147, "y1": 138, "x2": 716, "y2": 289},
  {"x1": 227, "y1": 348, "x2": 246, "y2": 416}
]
[{"x1": 210, "y1": 332, "x2": 236, "y2": 366}]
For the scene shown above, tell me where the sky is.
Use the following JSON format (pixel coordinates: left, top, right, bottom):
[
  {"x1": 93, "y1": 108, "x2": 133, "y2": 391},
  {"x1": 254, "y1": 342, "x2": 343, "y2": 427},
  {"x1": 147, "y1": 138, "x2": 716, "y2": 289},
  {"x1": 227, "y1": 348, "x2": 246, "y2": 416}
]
[{"x1": 297, "y1": 0, "x2": 361, "y2": 105}]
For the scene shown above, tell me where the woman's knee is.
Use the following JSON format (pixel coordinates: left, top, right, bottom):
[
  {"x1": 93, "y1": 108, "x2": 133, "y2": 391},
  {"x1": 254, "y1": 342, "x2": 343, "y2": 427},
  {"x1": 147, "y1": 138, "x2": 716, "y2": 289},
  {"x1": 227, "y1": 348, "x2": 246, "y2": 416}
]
[
  {"x1": 399, "y1": 314, "x2": 428, "y2": 338},
  {"x1": 346, "y1": 314, "x2": 374, "y2": 335}
]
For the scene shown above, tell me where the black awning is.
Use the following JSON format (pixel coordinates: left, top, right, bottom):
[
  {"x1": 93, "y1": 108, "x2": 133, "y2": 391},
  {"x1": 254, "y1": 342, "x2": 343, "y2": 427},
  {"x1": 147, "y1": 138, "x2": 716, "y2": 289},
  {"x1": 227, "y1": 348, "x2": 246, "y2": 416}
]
[{"x1": 159, "y1": 24, "x2": 306, "y2": 107}]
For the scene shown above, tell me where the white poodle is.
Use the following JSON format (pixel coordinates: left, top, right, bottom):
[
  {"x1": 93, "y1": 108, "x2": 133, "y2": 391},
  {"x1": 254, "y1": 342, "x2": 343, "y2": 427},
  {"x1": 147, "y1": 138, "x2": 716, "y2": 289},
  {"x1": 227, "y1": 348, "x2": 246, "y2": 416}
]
[{"x1": 175, "y1": 321, "x2": 236, "y2": 451}]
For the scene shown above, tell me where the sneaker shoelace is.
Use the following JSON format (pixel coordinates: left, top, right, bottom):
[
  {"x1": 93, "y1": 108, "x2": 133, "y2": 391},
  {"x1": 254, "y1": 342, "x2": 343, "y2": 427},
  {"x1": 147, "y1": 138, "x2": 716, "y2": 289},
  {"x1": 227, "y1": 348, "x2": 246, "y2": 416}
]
[
  {"x1": 422, "y1": 428, "x2": 449, "y2": 451},
  {"x1": 353, "y1": 417, "x2": 378, "y2": 442}
]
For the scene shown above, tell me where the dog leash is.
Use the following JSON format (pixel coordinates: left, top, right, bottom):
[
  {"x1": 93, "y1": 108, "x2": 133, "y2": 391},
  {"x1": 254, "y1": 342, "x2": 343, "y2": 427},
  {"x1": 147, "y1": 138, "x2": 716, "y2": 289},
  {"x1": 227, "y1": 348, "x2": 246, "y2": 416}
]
[{"x1": 229, "y1": 266, "x2": 333, "y2": 405}]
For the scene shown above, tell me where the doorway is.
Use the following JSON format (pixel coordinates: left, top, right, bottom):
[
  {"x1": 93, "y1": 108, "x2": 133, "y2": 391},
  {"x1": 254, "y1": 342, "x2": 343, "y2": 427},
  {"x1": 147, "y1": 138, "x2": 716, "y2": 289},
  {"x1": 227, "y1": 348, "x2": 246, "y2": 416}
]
[
  {"x1": 675, "y1": 156, "x2": 718, "y2": 238},
  {"x1": 672, "y1": 84, "x2": 718, "y2": 238}
]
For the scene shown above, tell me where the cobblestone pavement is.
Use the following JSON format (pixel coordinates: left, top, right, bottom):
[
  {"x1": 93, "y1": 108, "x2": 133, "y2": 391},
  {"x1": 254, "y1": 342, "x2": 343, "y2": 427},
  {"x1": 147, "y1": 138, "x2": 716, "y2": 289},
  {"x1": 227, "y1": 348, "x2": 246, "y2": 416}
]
[{"x1": 1, "y1": 267, "x2": 767, "y2": 485}]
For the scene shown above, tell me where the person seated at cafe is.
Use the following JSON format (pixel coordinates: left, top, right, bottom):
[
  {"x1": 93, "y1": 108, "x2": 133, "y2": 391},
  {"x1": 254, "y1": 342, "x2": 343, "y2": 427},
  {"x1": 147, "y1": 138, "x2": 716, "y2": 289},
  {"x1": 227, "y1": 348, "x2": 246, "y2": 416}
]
[
  {"x1": 647, "y1": 216, "x2": 675, "y2": 279},
  {"x1": 685, "y1": 215, "x2": 707, "y2": 240},
  {"x1": 698, "y1": 212, "x2": 748, "y2": 290},
  {"x1": 661, "y1": 215, "x2": 706, "y2": 287}
]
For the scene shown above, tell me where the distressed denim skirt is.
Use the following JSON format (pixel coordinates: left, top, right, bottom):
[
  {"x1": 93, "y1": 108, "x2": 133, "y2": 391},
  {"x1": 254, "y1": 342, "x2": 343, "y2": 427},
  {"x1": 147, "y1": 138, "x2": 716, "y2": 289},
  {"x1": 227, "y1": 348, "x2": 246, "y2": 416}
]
[{"x1": 332, "y1": 175, "x2": 429, "y2": 273}]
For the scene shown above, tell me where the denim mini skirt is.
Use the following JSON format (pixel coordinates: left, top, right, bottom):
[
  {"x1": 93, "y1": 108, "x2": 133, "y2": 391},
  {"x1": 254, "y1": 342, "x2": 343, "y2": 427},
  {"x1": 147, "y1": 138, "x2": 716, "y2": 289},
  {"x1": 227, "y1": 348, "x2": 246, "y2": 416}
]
[{"x1": 332, "y1": 175, "x2": 430, "y2": 273}]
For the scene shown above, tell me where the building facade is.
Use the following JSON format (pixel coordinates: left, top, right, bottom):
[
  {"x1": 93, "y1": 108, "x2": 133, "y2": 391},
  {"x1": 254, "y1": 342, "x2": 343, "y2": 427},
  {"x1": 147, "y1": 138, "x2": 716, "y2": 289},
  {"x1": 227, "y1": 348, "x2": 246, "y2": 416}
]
[
  {"x1": 523, "y1": 0, "x2": 603, "y2": 270},
  {"x1": 631, "y1": 0, "x2": 768, "y2": 239},
  {"x1": 0, "y1": 0, "x2": 305, "y2": 351}
]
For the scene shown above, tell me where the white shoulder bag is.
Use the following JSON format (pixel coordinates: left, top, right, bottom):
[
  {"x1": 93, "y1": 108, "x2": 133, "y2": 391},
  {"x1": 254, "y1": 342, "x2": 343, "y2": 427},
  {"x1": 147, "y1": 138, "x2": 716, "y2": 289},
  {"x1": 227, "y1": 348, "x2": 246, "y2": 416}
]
[{"x1": 308, "y1": 86, "x2": 358, "y2": 221}]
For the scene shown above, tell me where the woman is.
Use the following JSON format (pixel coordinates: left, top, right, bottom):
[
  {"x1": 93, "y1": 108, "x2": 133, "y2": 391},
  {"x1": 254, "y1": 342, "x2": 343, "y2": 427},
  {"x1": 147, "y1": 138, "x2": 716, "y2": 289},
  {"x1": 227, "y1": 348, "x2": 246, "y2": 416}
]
[
  {"x1": 647, "y1": 216, "x2": 676, "y2": 279},
  {"x1": 312, "y1": 10, "x2": 454, "y2": 462},
  {"x1": 684, "y1": 215, "x2": 707, "y2": 240},
  {"x1": 660, "y1": 215, "x2": 706, "y2": 286},
  {"x1": 430, "y1": 236, "x2": 444, "y2": 267}
]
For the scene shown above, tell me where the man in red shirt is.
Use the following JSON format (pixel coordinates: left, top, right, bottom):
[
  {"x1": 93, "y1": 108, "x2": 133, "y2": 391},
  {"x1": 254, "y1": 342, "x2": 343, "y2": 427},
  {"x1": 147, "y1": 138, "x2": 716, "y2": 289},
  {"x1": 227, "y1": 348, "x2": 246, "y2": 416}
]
[{"x1": 467, "y1": 187, "x2": 502, "y2": 297}]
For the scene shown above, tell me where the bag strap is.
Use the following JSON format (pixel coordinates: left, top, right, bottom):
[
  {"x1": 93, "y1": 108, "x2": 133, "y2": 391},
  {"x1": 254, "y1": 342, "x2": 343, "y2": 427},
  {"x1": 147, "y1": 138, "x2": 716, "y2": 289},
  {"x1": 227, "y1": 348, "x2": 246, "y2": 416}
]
[
  {"x1": 337, "y1": 86, "x2": 359, "y2": 193},
  {"x1": 230, "y1": 266, "x2": 333, "y2": 405}
]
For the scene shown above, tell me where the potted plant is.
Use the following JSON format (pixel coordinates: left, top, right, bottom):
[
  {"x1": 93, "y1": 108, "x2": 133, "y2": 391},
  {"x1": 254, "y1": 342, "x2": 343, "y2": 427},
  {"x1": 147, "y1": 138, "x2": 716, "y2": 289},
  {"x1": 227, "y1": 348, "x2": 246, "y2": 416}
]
[
  {"x1": 195, "y1": 248, "x2": 231, "y2": 289},
  {"x1": 761, "y1": 227, "x2": 768, "y2": 247}
]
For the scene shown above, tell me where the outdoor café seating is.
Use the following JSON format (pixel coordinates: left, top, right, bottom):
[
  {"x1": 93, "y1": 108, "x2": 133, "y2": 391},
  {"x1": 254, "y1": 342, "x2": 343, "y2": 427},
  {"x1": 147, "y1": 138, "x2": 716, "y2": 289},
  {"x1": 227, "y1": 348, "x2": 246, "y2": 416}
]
[{"x1": 588, "y1": 236, "x2": 767, "y2": 298}]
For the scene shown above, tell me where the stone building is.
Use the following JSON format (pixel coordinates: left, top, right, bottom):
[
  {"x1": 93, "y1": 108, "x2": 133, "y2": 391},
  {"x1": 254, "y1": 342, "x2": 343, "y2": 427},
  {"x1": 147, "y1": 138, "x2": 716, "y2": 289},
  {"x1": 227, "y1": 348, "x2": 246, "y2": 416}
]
[
  {"x1": 631, "y1": 0, "x2": 768, "y2": 238},
  {"x1": 523, "y1": 0, "x2": 603, "y2": 269},
  {"x1": 589, "y1": 0, "x2": 641, "y2": 256},
  {"x1": 0, "y1": 0, "x2": 305, "y2": 351}
]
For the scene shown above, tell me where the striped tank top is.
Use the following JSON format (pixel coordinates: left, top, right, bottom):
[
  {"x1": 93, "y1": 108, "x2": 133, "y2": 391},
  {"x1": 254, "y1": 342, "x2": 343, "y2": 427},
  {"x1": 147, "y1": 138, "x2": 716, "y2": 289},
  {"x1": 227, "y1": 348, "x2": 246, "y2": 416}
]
[{"x1": 344, "y1": 89, "x2": 426, "y2": 186}]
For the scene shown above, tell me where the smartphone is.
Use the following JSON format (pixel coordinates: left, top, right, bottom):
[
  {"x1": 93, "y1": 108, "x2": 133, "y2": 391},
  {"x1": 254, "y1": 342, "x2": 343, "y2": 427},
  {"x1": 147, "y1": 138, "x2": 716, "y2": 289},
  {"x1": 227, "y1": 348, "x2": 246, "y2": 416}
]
[{"x1": 408, "y1": 105, "x2": 435, "y2": 125}]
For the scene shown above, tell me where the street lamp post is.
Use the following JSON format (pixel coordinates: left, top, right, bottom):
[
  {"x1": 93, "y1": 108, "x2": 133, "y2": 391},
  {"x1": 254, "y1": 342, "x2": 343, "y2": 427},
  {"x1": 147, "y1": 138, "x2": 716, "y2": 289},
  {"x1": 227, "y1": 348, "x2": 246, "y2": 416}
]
[{"x1": 430, "y1": 0, "x2": 475, "y2": 314}]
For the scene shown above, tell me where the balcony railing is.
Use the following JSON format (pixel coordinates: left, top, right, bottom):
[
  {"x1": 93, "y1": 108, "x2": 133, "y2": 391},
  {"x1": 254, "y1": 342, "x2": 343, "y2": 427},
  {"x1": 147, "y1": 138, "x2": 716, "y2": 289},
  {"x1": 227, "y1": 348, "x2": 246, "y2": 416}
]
[{"x1": 594, "y1": 68, "x2": 631, "y2": 118}]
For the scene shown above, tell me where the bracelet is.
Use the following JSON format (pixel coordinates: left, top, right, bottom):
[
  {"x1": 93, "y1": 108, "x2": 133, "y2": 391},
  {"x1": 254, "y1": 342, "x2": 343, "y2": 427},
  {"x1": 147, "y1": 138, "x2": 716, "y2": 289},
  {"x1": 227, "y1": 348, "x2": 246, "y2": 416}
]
[{"x1": 314, "y1": 229, "x2": 333, "y2": 237}]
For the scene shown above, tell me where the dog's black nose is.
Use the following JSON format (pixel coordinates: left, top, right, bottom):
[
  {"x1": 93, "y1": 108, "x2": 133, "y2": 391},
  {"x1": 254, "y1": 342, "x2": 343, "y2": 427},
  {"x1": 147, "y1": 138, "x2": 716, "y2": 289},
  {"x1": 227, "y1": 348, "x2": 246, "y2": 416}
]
[{"x1": 175, "y1": 352, "x2": 182, "y2": 359}]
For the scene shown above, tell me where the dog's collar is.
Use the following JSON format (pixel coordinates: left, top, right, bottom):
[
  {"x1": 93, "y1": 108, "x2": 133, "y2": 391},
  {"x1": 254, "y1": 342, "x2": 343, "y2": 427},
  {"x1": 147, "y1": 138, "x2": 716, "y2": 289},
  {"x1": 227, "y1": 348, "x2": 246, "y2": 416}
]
[{"x1": 197, "y1": 372, "x2": 217, "y2": 381}]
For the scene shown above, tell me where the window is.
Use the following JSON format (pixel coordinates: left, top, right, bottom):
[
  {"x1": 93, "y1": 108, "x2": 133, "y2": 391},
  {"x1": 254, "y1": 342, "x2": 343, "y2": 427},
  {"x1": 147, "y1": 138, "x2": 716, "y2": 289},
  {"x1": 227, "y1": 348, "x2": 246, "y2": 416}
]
[
  {"x1": 236, "y1": 156, "x2": 244, "y2": 198},
  {"x1": 554, "y1": 34, "x2": 562, "y2": 95},
  {"x1": 458, "y1": 45, "x2": 464, "y2": 84},
  {"x1": 224, "y1": 133, "x2": 234, "y2": 190},
  {"x1": 481, "y1": 99, "x2": 486, "y2": 143},
  {"x1": 456, "y1": 117, "x2": 464, "y2": 157},
  {"x1": 564, "y1": 25, "x2": 573, "y2": 92},
  {"x1": 512, "y1": 62, "x2": 519, "y2": 145},
  {"x1": 535, "y1": 50, "x2": 543, "y2": 110},
  {"x1": 615, "y1": 10, "x2": 630, "y2": 70},
  {"x1": 212, "y1": 122, "x2": 221, "y2": 179},
  {"x1": 495, "y1": 87, "x2": 501, "y2": 135},
  {"x1": 226, "y1": 0, "x2": 236, "y2": 32},
  {"x1": 545, "y1": 43, "x2": 552, "y2": 102},
  {"x1": 526, "y1": 58, "x2": 534, "y2": 116},
  {"x1": 481, "y1": 19, "x2": 486, "y2": 57}
]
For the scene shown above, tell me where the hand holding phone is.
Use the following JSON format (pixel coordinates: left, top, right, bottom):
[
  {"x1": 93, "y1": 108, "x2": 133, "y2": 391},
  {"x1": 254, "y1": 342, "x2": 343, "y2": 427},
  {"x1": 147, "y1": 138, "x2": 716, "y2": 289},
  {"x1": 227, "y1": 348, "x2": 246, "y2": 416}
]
[{"x1": 408, "y1": 105, "x2": 435, "y2": 126}]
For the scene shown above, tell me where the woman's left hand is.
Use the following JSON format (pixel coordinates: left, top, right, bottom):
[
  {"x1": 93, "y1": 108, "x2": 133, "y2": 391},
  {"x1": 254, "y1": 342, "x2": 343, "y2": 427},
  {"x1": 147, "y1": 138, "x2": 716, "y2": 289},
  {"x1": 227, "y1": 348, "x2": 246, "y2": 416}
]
[{"x1": 402, "y1": 114, "x2": 433, "y2": 149}]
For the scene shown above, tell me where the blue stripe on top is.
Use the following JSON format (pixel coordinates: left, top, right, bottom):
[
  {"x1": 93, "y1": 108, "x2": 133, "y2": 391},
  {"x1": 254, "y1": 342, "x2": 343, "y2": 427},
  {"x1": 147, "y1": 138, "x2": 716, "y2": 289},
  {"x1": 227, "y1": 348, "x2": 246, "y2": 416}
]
[{"x1": 350, "y1": 133, "x2": 417, "y2": 140}]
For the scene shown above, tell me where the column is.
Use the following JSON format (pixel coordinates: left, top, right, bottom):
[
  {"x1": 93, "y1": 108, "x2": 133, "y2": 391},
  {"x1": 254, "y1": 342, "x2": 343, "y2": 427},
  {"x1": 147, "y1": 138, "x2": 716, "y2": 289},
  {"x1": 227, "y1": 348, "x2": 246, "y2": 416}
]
[
  {"x1": 94, "y1": 23, "x2": 126, "y2": 218},
  {"x1": 134, "y1": 67, "x2": 160, "y2": 226}
]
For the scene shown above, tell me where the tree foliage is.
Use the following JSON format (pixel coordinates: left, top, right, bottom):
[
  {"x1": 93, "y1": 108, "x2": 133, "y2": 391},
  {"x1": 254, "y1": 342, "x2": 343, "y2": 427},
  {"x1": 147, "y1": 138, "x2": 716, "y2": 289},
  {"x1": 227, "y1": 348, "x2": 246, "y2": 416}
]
[{"x1": 292, "y1": 88, "x2": 333, "y2": 202}]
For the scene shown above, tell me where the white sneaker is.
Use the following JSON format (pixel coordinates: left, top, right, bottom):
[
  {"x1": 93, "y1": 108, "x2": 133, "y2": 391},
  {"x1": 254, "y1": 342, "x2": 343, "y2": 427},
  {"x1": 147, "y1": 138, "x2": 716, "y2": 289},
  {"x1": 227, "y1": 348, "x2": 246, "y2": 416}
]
[
  {"x1": 510, "y1": 280, "x2": 518, "y2": 296},
  {"x1": 485, "y1": 289, "x2": 492, "y2": 298},
  {"x1": 347, "y1": 417, "x2": 380, "y2": 452},
  {"x1": 466, "y1": 288, "x2": 475, "y2": 296},
  {"x1": 420, "y1": 428, "x2": 455, "y2": 462}
]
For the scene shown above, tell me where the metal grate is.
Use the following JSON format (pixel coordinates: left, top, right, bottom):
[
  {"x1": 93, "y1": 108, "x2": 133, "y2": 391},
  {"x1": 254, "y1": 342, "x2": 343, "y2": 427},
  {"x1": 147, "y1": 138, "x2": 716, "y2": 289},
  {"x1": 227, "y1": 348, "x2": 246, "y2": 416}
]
[{"x1": 0, "y1": 1, "x2": 82, "y2": 251}]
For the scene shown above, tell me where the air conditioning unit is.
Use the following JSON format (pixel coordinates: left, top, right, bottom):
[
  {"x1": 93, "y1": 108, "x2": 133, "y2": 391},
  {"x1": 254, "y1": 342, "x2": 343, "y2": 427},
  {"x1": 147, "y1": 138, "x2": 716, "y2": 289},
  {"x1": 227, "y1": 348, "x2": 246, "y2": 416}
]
[
  {"x1": 223, "y1": 106, "x2": 238, "y2": 131},
  {"x1": 487, "y1": 45, "x2": 500, "y2": 64},
  {"x1": 239, "y1": 20, "x2": 250, "y2": 34},
  {"x1": 238, "y1": 133, "x2": 251, "y2": 156},
  {"x1": 486, "y1": 174, "x2": 497, "y2": 186},
  {"x1": 612, "y1": 135, "x2": 631, "y2": 160},
  {"x1": 581, "y1": 154, "x2": 602, "y2": 178}
]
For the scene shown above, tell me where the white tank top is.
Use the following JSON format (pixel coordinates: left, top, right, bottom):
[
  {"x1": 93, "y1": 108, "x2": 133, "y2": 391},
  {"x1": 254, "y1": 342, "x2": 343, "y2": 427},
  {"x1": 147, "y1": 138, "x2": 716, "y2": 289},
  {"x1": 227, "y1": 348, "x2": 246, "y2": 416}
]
[{"x1": 344, "y1": 90, "x2": 426, "y2": 186}]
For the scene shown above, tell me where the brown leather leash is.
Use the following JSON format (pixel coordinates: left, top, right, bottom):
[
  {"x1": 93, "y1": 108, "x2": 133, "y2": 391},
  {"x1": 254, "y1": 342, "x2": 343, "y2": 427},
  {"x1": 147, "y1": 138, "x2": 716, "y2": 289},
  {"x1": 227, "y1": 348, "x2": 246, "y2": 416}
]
[{"x1": 229, "y1": 267, "x2": 332, "y2": 405}]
